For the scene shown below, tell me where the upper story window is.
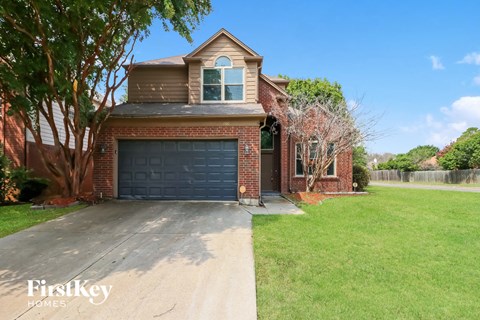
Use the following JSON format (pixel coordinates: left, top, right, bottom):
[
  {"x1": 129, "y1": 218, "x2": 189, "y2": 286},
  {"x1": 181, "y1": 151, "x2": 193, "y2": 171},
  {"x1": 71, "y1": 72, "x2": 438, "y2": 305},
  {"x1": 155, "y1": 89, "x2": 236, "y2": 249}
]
[
  {"x1": 215, "y1": 56, "x2": 232, "y2": 67},
  {"x1": 202, "y1": 56, "x2": 244, "y2": 102}
]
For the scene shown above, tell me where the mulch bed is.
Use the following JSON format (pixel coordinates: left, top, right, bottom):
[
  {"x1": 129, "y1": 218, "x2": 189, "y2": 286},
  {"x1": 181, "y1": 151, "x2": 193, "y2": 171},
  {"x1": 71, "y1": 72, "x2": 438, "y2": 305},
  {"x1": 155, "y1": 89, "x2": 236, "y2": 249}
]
[
  {"x1": 45, "y1": 197, "x2": 78, "y2": 206},
  {"x1": 286, "y1": 192, "x2": 367, "y2": 205}
]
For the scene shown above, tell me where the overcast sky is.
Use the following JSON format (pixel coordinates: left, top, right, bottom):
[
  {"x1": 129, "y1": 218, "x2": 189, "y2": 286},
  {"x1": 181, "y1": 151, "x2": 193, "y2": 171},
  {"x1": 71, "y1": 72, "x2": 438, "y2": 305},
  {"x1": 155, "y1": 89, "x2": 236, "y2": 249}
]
[{"x1": 129, "y1": 0, "x2": 480, "y2": 154}]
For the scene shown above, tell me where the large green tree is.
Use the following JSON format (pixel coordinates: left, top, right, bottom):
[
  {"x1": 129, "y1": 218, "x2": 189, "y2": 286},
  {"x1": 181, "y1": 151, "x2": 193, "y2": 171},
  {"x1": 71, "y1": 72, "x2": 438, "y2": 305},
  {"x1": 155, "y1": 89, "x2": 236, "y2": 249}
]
[
  {"x1": 438, "y1": 128, "x2": 480, "y2": 170},
  {"x1": 281, "y1": 76, "x2": 345, "y2": 106},
  {"x1": 0, "y1": 1, "x2": 211, "y2": 197},
  {"x1": 376, "y1": 145, "x2": 439, "y2": 172}
]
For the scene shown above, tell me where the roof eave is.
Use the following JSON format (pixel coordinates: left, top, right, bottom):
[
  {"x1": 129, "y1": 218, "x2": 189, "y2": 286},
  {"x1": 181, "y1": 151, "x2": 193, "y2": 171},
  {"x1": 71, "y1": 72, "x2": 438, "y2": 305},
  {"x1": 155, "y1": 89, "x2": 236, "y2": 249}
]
[
  {"x1": 182, "y1": 57, "x2": 203, "y2": 64},
  {"x1": 109, "y1": 113, "x2": 267, "y2": 120}
]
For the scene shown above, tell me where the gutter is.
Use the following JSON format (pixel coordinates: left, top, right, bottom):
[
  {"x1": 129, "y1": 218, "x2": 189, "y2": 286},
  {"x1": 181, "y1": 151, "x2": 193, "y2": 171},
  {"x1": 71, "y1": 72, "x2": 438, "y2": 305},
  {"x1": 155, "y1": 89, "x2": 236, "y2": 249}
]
[
  {"x1": 259, "y1": 116, "x2": 268, "y2": 202},
  {"x1": 108, "y1": 113, "x2": 268, "y2": 120}
]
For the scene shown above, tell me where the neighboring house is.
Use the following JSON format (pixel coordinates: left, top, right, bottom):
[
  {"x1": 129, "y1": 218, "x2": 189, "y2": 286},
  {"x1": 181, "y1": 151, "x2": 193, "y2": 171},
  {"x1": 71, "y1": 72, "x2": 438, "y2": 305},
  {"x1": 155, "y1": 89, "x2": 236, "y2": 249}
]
[
  {"x1": 93, "y1": 29, "x2": 352, "y2": 205},
  {"x1": 0, "y1": 100, "x2": 94, "y2": 194}
]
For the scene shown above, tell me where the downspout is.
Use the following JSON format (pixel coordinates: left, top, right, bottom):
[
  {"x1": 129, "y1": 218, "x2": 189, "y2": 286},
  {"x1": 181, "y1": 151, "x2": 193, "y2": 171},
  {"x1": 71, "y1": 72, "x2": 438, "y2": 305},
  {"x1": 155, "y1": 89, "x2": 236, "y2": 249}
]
[
  {"x1": 1, "y1": 102, "x2": 5, "y2": 154},
  {"x1": 288, "y1": 135, "x2": 292, "y2": 193},
  {"x1": 259, "y1": 116, "x2": 267, "y2": 204},
  {"x1": 23, "y1": 125, "x2": 27, "y2": 167},
  {"x1": 1, "y1": 98, "x2": 4, "y2": 153}
]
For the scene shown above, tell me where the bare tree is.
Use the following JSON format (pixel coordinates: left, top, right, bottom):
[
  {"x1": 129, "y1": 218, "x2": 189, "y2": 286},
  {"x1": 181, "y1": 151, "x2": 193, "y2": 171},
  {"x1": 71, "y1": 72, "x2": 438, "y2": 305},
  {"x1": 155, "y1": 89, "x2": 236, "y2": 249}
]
[{"x1": 271, "y1": 95, "x2": 379, "y2": 192}]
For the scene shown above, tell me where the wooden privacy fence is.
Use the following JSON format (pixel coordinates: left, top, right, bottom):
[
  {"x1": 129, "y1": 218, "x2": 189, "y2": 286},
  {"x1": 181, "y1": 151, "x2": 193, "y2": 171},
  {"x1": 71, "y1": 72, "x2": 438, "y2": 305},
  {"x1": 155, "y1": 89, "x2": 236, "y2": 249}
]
[{"x1": 370, "y1": 169, "x2": 480, "y2": 184}]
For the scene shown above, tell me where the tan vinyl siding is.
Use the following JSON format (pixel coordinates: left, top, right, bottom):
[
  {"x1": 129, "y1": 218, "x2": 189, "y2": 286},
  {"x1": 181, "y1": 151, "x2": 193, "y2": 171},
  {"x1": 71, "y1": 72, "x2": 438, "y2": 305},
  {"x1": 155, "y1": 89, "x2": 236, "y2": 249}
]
[
  {"x1": 26, "y1": 103, "x2": 89, "y2": 150},
  {"x1": 129, "y1": 67, "x2": 188, "y2": 103},
  {"x1": 188, "y1": 62, "x2": 201, "y2": 104},
  {"x1": 189, "y1": 34, "x2": 258, "y2": 104},
  {"x1": 246, "y1": 62, "x2": 258, "y2": 102}
]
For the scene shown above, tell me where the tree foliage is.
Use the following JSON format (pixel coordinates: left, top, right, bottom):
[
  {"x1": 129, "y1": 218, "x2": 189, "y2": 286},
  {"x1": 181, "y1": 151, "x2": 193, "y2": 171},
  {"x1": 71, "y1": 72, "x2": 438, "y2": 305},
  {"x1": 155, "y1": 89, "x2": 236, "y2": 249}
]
[
  {"x1": 406, "y1": 145, "x2": 439, "y2": 166},
  {"x1": 438, "y1": 128, "x2": 480, "y2": 170},
  {"x1": 377, "y1": 154, "x2": 419, "y2": 172},
  {"x1": 281, "y1": 76, "x2": 346, "y2": 107},
  {"x1": 0, "y1": 1, "x2": 211, "y2": 197},
  {"x1": 376, "y1": 145, "x2": 439, "y2": 172},
  {"x1": 353, "y1": 146, "x2": 368, "y2": 167}
]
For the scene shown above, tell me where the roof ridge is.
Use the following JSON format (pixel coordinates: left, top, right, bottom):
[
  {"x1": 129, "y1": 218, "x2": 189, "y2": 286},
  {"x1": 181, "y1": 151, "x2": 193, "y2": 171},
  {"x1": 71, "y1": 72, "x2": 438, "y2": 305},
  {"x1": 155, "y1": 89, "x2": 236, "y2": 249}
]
[{"x1": 186, "y1": 28, "x2": 259, "y2": 58}]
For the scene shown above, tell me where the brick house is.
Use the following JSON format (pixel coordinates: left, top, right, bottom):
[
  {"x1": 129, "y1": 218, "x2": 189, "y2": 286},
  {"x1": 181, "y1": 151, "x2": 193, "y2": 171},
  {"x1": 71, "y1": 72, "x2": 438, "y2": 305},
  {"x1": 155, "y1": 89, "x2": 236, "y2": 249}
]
[
  {"x1": 93, "y1": 29, "x2": 352, "y2": 205},
  {"x1": 0, "y1": 100, "x2": 94, "y2": 195}
]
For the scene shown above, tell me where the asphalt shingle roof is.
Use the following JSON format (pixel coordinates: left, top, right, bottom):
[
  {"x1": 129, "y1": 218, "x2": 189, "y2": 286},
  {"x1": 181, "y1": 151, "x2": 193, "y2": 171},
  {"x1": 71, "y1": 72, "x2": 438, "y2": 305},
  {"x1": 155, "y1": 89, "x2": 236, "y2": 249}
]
[{"x1": 111, "y1": 103, "x2": 266, "y2": 118}]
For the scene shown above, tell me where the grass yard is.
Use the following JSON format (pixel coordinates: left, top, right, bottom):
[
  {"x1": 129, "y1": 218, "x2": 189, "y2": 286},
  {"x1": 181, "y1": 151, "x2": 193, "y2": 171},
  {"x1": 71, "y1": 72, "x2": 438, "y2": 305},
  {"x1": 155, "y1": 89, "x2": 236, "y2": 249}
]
[
  {"x1": 0, "y1": 204, "x2": 86, "y2": 238},
  {"x1": 254, "y1": 186, "x2": 480, "y2": 319}
]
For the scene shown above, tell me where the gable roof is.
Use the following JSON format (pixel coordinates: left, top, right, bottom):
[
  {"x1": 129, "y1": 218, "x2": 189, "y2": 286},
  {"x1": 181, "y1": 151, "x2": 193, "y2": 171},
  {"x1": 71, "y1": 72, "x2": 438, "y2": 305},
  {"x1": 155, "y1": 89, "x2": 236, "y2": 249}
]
[
  {"x1": 132, "y1": 54, "x2": 186, "y2": 67},
  {"x1": 264, "y1": 75, "x2": 290, "y2": 85},
  {"x1": 186, "y1": 28, "x2": 260, "y2": 58},
  {"x1": 259, "y1": 74, "x2": 289, "y2": 96}
]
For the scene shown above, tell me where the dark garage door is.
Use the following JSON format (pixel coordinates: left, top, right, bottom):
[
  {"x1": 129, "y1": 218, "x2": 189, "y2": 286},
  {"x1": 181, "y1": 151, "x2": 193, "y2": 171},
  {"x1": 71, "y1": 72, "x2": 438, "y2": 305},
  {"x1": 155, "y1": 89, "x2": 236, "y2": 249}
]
[{"x1": 118, "y1": 140, "x2": 238, "y2": 200}]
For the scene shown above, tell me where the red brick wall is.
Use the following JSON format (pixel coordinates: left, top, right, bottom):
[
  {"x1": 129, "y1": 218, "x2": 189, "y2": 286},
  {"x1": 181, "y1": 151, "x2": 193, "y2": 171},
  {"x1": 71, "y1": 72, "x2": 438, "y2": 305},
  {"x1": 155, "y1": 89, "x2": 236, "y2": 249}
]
[
  {"x1": 258, "y1": 77, "x2": 290, "y2": 193},
  {"x1": 1, "y1": 103, "x2": 26, "y2": 167},
  {"x1": 93, "y1": 124, "x2": 260, "y2": 200},
  {"x1": 258, "y1": 76, "x2": 353, "y2": 193},
  {"x1": 289, "y1": 143, "x2": 353, "y2": 193},
  {"x1": 25, "y1": 142, "x2": 93, "y2": 196}
]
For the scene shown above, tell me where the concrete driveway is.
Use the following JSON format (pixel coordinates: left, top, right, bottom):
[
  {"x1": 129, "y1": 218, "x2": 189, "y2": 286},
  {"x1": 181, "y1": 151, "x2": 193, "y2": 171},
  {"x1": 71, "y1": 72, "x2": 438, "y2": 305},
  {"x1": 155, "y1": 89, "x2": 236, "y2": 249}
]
[{"x1": 0, "y1": 201, "x2": 256, "y2": 320}]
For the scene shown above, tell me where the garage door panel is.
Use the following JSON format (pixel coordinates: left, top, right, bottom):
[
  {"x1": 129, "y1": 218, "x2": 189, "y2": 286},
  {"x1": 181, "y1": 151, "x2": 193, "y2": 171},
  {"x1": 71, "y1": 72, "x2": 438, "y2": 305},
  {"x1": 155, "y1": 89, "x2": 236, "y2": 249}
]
[
  {"x1": 207, "y1": 141, "x2": 222, "y2": 151},
  {"x1": 193, "y1": 141, "x2": 207, "y2": 151},
  {"x1": 194, "y1": 173, "x2": 207, "y2": 182},
  {"x1": 223, "y1": 140, "x2": 237, "y2": 151},
  {"x1": 164, "y1": 172, "x2": 177, "y2": 181},
  {"x1": 223, "y1": 172, "x2": 237, "y2": 183},
  {"x1": 149, "y1": 187, "x2": 162, "y2": 196},
  {"x1": 163, "y1": 141, "x2": 176, "y2": 151},
  {"x1": 150, "y1": 171, "x2": 162, "y2": 180},
  {"x1": 149, "y1": 157, "x2": 162, "y2": 165},
  {"x1": 178, "y1": 141, "x2": 192, "y2": 151},
  {"x1": 118, "y1": 140, "x2": 238, "y2": 200}
]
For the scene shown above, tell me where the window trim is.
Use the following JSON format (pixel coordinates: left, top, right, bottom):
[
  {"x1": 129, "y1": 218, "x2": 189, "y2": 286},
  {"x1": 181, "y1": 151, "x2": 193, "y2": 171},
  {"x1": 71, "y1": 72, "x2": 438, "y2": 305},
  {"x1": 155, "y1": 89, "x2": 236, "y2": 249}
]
[
  {"x1": 201, "y1": 56, "x2": 246, "y2": 103},
  {"x1": 294, "y1": 142, "x2": 337, "y2": 177}
]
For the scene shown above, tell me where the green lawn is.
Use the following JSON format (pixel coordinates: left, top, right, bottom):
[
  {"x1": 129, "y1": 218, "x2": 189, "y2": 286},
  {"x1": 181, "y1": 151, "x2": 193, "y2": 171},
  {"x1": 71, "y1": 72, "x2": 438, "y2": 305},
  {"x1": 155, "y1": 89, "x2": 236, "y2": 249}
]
[
  {"x1": 0, "y1": 204, "x2": 86, "y2": 238},
  {"x1": 254, "y1": 186, "x2": 480, "y2": 319}
]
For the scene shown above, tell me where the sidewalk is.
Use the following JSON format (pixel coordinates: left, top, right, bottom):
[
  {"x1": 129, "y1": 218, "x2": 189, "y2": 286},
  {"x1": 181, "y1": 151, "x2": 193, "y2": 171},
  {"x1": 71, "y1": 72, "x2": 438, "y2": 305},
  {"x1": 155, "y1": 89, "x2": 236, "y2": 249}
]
[
  {"x1": 242, "y1": 196, "x2": 304, "y2": 215},
  {"x1": 370, "y1": 181, "x2": 480, "y2": 193}
]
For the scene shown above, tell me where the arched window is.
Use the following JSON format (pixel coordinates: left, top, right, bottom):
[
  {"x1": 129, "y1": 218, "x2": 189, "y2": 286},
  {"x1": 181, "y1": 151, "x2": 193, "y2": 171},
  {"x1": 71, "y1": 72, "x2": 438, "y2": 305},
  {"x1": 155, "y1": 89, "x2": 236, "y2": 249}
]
[
  {"x1": 202, "y1": 56, "x2": 244, "y2": 102},
  {"x1": 215, "y1": 56, "x2": 232, "y2": 67}
]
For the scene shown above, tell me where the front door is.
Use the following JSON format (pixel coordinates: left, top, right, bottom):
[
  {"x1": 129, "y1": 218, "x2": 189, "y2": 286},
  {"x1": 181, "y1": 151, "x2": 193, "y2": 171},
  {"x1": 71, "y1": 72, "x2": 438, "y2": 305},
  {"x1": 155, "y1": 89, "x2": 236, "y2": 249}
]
[{"x1": 261, "y1": 123, "x2": 280, "y2": 192}]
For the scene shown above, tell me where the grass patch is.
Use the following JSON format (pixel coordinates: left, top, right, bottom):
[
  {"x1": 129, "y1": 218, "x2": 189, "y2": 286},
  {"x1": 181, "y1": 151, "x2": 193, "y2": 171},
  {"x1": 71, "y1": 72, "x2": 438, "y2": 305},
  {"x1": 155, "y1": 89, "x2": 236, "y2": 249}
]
[
  {"x1": 0, "y1": 204, "x2": 86, "y2": 238},
  {"x1": 254, "y1": 186, "x2": 480, "y2": 319}
]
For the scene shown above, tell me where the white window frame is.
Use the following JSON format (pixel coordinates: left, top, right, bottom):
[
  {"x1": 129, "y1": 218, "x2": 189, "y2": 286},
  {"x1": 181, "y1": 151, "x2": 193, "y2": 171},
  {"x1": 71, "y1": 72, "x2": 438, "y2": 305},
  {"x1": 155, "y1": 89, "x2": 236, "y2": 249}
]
[
  {"x1": 294, "y1": 142, "x2": 337, "y2": 177},
  {"x1": 201, "y1": 56, "x2": 245, "y2": 103}
]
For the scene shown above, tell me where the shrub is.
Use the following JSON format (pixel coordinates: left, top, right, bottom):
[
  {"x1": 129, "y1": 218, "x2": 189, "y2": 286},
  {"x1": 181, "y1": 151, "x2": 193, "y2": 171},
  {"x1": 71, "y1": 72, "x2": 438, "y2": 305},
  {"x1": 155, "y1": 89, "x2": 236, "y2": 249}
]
[
  {"x1": 0, "y1": 157, "x2": 49, "y2": 203},
  {"x1": 0, "y1": 151, "x2": 17, "y2": 202},
  {"x1": 352, "y1": 165, "x2": 370, "y2": 191},
  {"x1": 11, "y1": 168, "x2": 49, "y2": 202},
  {"x1": 17, "y1": 178, "x2": 49, "y2": 202},
  {"x1": 438, "y1": 127, "x2": 480, "y2": 170}
]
